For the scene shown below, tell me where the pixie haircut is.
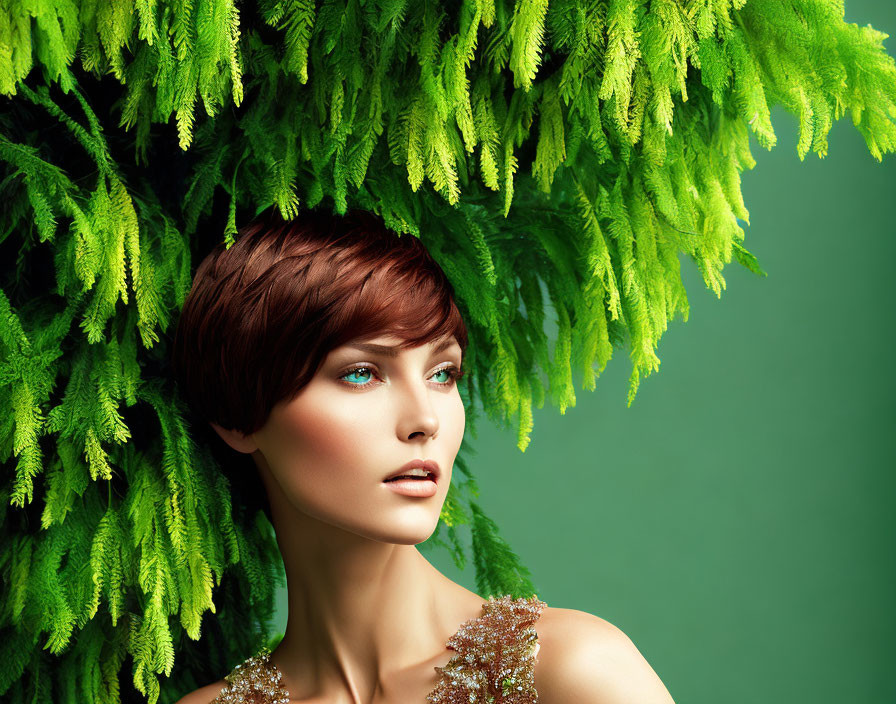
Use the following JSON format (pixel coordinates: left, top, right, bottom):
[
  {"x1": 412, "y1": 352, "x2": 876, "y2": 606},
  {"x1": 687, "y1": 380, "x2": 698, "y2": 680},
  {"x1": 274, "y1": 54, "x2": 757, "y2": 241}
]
[{"x1": 170, "y1": 207, "x2": 468, "y2": 438}]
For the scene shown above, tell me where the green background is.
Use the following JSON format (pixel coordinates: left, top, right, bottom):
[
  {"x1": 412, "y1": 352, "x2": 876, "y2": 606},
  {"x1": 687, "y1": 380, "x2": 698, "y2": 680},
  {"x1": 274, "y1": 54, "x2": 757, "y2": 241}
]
[{"x1": 276, "y1": 2, "x2": 896, "y2": 702}]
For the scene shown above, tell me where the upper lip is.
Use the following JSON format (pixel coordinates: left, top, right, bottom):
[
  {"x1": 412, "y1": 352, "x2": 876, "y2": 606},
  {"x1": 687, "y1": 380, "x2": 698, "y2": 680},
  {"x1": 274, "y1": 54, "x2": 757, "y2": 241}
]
[{"x1": 383, "y1": 459, "x2": 441, "y2": 483}]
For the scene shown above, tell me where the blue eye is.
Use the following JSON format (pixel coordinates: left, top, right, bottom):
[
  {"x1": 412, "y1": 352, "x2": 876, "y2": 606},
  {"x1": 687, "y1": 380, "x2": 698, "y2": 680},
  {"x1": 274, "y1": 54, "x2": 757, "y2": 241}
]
[
  {"x1": 338, "y1": 365, "x2": 464, "y2": 389},
  {"x1": 342, "y1": 367, "x2": 373, "y2": 384},
  {"x1": 432, "y1": 368, "x2": 451, "y2": 383}
]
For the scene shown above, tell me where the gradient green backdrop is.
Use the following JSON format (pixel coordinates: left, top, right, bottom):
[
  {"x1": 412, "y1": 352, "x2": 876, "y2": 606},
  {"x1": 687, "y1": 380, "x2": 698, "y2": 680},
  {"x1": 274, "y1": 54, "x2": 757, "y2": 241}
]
[{"x1": 276, "y1": 2, "x2": 896, "y2": 702}]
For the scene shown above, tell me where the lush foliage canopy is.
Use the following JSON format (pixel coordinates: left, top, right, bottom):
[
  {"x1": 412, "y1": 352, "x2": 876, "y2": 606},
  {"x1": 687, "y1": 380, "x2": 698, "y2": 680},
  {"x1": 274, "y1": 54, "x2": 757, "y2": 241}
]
[{"x1": 1, "y1": 1, "x2": 894, "y2": 701}]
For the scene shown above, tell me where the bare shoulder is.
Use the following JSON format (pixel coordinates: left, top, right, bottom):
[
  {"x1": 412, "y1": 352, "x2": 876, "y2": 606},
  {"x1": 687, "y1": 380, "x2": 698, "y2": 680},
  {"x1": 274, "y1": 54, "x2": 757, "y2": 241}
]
[
  {"x1": 172, "y1": 678, "x2": 228, "y2": 704},
  {"x1": 533, "y1": 606, "x2": 676, "y2": 704}
]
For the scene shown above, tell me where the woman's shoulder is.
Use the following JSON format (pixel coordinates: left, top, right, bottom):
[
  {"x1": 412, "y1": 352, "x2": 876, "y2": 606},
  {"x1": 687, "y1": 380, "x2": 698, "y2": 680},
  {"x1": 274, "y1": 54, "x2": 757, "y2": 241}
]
[
  {"x1": 172, "y1": 678, "x2": 229, "y2": 704},
  {"x1": 533, "y1": 606, "x2": 676, "y2": 704}
]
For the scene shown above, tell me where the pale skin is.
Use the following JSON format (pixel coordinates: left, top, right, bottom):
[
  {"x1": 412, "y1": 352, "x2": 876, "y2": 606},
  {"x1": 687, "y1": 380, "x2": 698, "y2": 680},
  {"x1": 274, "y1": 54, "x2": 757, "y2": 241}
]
[{"x1": 175, "y1": 333, "x2": 676, "y2": 704}]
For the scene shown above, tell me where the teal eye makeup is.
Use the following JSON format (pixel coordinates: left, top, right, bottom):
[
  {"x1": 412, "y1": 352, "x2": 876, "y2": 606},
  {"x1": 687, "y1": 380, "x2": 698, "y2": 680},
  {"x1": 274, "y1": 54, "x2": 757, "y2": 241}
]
[
  {"x1": 341, "y1": 367, "x2": 374, "y2": 385},
  {"x1": 337, "y1": 364, "x2": 463, "y2": 390}
]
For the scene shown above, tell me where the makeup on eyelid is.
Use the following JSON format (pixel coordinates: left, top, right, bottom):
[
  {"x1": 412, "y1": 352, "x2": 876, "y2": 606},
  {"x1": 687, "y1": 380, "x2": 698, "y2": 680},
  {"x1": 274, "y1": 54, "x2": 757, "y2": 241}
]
[{"x1": 337, "y1": 363, "x2": 463, "y2": 389}]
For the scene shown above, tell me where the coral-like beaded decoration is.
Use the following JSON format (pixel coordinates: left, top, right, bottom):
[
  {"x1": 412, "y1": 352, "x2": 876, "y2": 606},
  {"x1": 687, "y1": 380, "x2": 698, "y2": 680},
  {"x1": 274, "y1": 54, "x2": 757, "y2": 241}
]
[
  {"x1": 210, "y1": 647, "x2": 290, "y2": 704},
  {"x1": 427, "y1": 594, "x2": 547, "y2": 704},
  {"x1": 209, "y1": 594, "x2": 546, "y2": 703}
]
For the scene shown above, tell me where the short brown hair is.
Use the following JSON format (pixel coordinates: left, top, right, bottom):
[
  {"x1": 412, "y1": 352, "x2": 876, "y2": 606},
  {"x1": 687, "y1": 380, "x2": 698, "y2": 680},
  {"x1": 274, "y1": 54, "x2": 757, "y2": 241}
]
[{"x1": 170, "y1": 207, "x2": 468, "y2": 436}]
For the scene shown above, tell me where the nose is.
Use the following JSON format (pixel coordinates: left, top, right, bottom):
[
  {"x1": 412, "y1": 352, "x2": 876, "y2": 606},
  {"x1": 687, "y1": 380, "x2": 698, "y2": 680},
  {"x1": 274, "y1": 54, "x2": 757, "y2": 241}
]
[{"x1": 395, "y1": 378, "x2": 440, "y2": 442}]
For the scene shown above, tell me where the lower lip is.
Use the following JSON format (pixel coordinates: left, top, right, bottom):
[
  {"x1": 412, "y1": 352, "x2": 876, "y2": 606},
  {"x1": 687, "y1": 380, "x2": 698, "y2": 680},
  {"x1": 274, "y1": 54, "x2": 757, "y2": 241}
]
[{"x1": 383, "y1": 478, "x2": 438, "y2": 497}]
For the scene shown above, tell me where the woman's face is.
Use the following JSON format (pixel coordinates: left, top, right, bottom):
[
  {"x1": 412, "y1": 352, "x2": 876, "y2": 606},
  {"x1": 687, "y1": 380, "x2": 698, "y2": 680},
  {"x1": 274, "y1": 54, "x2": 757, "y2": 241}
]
[{"x1": 227, "y1": 333, "x2": 466, "y2": 545}]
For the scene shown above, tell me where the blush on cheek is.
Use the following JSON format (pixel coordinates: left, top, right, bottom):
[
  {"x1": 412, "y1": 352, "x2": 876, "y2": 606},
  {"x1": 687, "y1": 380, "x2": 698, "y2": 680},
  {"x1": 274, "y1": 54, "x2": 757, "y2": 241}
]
[{"x1": 273, "y1": 398, "x2": 383, "y2": 482}]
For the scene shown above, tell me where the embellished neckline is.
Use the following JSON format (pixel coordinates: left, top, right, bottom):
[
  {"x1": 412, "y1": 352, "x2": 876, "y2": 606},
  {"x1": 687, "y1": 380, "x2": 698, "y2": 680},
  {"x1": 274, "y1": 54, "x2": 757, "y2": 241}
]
[{"x1": 215, "y1": 594, "x2": 546, "y2": 703}]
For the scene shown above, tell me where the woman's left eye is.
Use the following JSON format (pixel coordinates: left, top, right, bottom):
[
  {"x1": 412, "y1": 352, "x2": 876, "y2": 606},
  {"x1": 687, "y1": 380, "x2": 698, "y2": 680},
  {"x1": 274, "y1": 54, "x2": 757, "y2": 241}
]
[{"x1": 338, "y1": 365, "x2": 464, "y2": 389}]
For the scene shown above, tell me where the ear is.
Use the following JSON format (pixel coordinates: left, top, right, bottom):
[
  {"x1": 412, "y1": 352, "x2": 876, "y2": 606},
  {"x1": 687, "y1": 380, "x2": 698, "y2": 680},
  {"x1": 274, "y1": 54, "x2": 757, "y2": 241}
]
[{"x1": 209, "y1": 421, "x2": 259, "y2": 454}]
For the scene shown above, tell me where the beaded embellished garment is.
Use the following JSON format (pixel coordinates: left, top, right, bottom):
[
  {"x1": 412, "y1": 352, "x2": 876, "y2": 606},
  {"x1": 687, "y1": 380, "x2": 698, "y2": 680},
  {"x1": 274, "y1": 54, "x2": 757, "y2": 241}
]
[{"x1": 210, "y1": 594, "x2": 547, "y2": 703}]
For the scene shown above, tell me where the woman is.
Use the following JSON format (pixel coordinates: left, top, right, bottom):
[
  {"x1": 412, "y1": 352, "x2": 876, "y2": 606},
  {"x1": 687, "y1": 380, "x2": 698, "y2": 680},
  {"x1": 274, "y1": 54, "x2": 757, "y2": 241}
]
[{"x1": 171, "y1": 207, "x2": 675, "y2": 704}]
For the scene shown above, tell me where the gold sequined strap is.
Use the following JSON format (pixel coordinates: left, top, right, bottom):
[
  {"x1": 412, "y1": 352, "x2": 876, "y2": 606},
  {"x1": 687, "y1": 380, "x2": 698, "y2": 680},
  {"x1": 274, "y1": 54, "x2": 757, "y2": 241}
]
[
  {"x1": 210, "y1": 646, "x2": 291, "y2": 704},
  {"x1": 428, "y1": 594, "x2": 547, "y2": 703}
]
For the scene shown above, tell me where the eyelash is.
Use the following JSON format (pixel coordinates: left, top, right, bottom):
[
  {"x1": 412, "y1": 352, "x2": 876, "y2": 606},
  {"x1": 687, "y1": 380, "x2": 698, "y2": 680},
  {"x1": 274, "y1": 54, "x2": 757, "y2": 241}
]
[{"x1": 338, "y1": 364, "x2": 466, "y2": 390}]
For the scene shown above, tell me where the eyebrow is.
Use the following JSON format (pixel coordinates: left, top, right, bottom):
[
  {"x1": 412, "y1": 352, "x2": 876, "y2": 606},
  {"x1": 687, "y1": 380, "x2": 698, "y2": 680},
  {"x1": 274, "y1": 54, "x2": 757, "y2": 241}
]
[{"x1": 344, "y1": 338, "x2": 459, "y2": 357}]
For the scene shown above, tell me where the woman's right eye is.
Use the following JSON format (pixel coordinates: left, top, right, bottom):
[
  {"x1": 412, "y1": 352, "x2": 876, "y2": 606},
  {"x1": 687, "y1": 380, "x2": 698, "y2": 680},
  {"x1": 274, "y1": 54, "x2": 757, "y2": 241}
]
[{"x1": 339, "y1": 366, "x2": 378, "y2": 387}]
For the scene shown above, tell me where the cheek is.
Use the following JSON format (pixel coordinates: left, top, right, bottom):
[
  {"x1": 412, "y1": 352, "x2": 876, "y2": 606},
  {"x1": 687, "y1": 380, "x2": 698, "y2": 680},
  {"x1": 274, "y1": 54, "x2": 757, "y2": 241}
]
[
  {"x1": 263, "y1": 402, "x2": 383, "y2": 529},
  {"x1": 277, "y1": 394, "x2": 382, "y2": 476},
  {"x1": 446, "y1": 394, "x2": 466, "y2": 445}
]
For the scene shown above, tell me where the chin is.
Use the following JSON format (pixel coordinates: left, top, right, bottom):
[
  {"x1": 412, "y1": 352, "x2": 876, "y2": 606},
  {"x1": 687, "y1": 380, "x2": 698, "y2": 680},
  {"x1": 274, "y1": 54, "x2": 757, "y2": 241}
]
[{"x1": 366, "y1": 516, "x2": 441, "y2": 546}]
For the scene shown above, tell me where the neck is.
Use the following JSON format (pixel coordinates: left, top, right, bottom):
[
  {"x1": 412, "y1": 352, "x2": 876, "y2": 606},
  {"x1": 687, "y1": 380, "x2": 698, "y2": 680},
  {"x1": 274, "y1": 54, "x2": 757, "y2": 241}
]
[{"x1": 265, "y1": 493, "x2": 482, "y2": 703}]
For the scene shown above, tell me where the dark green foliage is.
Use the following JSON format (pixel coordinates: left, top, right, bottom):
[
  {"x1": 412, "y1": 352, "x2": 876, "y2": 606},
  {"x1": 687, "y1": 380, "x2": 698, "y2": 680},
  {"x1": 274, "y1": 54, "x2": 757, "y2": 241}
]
[{"x1": 0, "y1": 1, "x2": 894, "y2": 702}]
